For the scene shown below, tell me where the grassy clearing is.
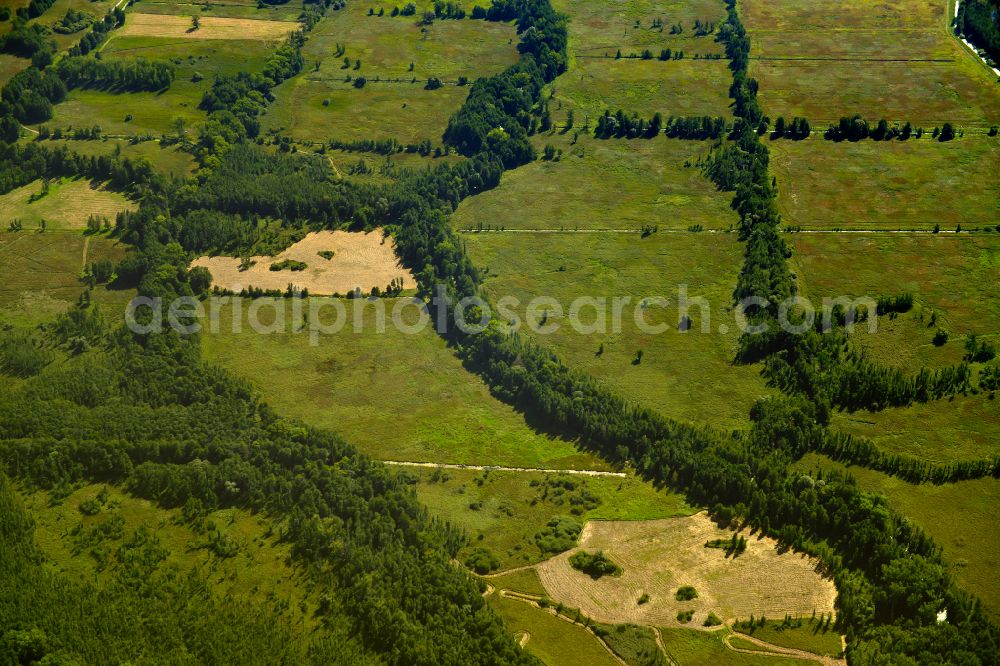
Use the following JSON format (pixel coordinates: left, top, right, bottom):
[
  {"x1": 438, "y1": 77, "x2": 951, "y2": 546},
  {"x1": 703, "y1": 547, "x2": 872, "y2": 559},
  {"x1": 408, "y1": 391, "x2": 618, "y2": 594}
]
[
  {"x1": 463, "y1": 231, "x2": 772, "y2": 431},
  {"x1": 791, "y1": 234, "x2": 1000, "y2": 338},
  {"x1": 413, "y1": 467, "x2": 694, "y2": 569},
  {"x1": 18, "y1": 483, "x2": 317, "y2": 628},
  {"x1": 741, "y1": 0, "x2": 1000, "y2": 123},
  {"x1": 793, "y1": 452, "x2": 1000, "y2": 620},
  {"x1": 266, "y1": 79, "x2": 473, "y2": 145},
  {"x1": 658, "y1": 627, "x2": 815, "y2": 665},
  {"x1": 0, "y1": 177, "x2": 132, "y2": 230},
  {"x1": 0, "y1": 53, "x2": 29, "y2": 88},
  {"x1": 265, "y1": 4, "x2": 517, "y2": 143},
  {"x1": 50, "y1": 37, "x2": 276, "y2": 137},
  {"x1": 0, "y1": 232, "x2": 129, "y2": 325},
  {"x1": 117, "y1": 13, "x2": 300, "y2": 40},
  {"x1": 200, "y1": 298, "x2": 608, "y2": 471},
  {"x1": 452, "y1": 134, "x2": 735, "y2": 231},
  {"x1": 831, "y1": 395, "x2": 1000, "y2": 464},
  {"x1": 733, "y1": 617, "x2": 843, "y2": 658},
  {"x1": 535, "y1": 514, "x2": 837, "y2": 628},
  {"x1": 553, "y1": 0, "x2": 727, "y2": 55},
  {"x1": 324, "y1": 148, "x2": 465, "y2": 185},
  {"x1": 769, "y1": 139, "x2": 1000, "y2": 231},
  {"x1": 488, "y1": 593, "x2": 620, "y2": 666},
  {"x1": 551, "y1": 57, "x2": 734, "y2": 121}
]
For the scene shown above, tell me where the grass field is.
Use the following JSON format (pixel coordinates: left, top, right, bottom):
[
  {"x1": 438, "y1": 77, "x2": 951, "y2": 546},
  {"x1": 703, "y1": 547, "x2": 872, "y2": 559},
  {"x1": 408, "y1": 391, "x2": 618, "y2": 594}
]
[
  {"x1": 659, "y1": 628, "x2": 815, "y2": 665},
  {"x1": 414, "y1": 467, "x2": 694, "y2": 568},
  {"x1": 0, "y1": 53, "x2": 29, "y2": 88},
  {"x1": 793, "y1": 452, "x2": 1000, "y2": 620},
  {"x1": 553, "y1": 0, "x2": 727, "y2": 55},
  {"x1": 19, "y1": 483, "x2": 317, "y2": 628},
  {"x1": 792, "y1": 234, "x2": 1000, "y2": 339},
  {"x1": 0, "y1": 232, "x2": 130, "y2": 326},
  {"x1": 741, "y1": 0, "x2": 1000, "y2": 124},
  {"x1": 452, "y1": 135, "x2": 736, "y2": 231},
  {"x1": 831, "y1": 395, "x2": 1000, "y2": 464},
  {"x1": 535, "y1": 514, "x2": 837, "y2": 627},
  {"x1": 769, "y1": 139, "x2": 1000, "y2": 231},
  {"x1": 200, "y1": 298, "x2": 610, "y2": 470},
  {"x1": 265, "y1": 4, "x2": 517, "y2": 143},
  {"x1": 50, "y1": 37, "x2": 277, "y2": 137},
  {"x1": 551, "y1": 58, "x2": 734, "y2": 121},
  {"x1": 0, "y1": 177, "x2": 132, "y2": 230},
  {"x1": 733, "y1": 617, "x2": 843, "y2": 659},
  {"x1": 266, "y1": 79, "x2": 475, "y2": 145},
  {"x1": 484, "y1": 567, "x2": 548, "y2": 597},
  {"x1": 463, "y1": 231, "x2": 772, "y2": 430},
  {"x1": 488, "y1": 593, "x2": 621, "y2": 666}
]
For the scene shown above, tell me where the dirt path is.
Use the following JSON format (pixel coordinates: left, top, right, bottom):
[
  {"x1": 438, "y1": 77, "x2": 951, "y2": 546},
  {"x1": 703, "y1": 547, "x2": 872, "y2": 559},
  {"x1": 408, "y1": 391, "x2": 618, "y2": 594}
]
[
  {"x1": 723, "y1": 631, "x2": 844, "y2": 665},
  {"x1": 651, "y1": 627, "x2": 678, "y2": 666},
  {"x1": 81, "y1": 235, "x2": 90, "y2": 271},
  {"x1": 481, "y1": 563, "x2": 538, "y2": 579},
  {"x1": 381, "y1": 460, "x2": 626, "y2": 477},
  {"x1": 517, "y1": 631, "x2": 530, "y2": 648}
]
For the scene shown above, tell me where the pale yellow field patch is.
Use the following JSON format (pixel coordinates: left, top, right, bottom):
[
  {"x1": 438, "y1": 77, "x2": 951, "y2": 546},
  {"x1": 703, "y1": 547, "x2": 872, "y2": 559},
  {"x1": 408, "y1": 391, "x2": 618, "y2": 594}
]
[
  {"x1": 0, "y1": 178, "x2": 132, "y2": 230},
  {"x1": 117, "y1": 13, "x2": 300, "y2": 41},
  {"x1": 192, "y1": 230, "x2": 417, "y2": 295},
  {"x1": 536, "y1": 513, "x2": 837, "y2": 627}
]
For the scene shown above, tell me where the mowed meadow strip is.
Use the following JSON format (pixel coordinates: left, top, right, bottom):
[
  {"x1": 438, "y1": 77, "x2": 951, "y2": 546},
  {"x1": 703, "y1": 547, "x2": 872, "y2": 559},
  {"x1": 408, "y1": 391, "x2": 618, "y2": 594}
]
[{"x1": 117, "y1": 13, "x2": 301, "y2": 40}]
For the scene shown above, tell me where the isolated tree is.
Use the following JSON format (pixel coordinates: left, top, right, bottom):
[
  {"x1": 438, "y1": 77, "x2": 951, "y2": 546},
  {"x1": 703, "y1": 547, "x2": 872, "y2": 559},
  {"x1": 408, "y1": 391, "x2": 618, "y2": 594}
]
[
  {"x1": 939, "y1": 122, "x2": 955, "y2": 141},
  {"x1": 191, "y1": 15, "x2": 199, "y2": 31}
]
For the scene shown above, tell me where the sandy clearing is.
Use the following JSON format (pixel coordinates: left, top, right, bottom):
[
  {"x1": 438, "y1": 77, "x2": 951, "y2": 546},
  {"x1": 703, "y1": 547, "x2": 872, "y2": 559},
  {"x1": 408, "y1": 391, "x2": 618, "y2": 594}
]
[
  {"x1": 192, "y1": 230, "x2": 417, "y2": 296},
  {"x1": 118, "y1": 13, "x2": 300, "y2": 40},
  {"x1": 536, "y1": 513, "x2": 837, "y2": 628}
]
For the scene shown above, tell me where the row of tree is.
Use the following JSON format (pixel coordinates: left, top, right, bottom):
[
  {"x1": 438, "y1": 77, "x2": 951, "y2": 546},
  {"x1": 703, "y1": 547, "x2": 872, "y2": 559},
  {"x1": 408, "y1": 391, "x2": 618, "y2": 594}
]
[{"x1": 57, "y1": 56, "x2": 175, "y2": 92}]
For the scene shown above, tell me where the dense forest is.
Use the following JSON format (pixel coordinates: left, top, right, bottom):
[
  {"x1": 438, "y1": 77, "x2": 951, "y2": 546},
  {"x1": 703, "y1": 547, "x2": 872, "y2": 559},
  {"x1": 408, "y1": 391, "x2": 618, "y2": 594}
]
[
  {"x1": 956, "y1": 0, "x2": 1000, "y2": 65},
  {"x1": 1, "y1": 0, "x2": 998, "y2": 662}
]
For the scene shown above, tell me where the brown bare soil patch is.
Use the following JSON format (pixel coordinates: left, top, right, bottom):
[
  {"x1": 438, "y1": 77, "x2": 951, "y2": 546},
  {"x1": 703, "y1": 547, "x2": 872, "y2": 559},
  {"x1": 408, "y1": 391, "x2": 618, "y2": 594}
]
[
  {"x1": 118, "y1": 14, "x2": 299, "y2": 40},
  {"x1": 192, "y1": 230, "x2": 416, "y2": 295},
  {"x1": 536, "y1": 513, "x2": 837, "y2": 628}
]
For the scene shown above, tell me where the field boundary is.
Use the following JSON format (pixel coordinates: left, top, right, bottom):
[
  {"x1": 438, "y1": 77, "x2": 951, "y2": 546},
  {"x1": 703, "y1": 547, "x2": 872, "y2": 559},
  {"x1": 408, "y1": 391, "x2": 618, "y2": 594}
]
[{"x1": 382, "y1": 460, "x2": 625, "y2": 477}]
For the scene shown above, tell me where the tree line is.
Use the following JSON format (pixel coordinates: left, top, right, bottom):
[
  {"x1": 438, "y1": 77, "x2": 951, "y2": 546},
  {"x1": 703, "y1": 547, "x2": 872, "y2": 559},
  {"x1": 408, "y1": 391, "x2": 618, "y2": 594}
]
[
  {"x1": 954, "y1": 0, "x2": 1000, "y2": 67},
  {"x1": 57, "y1": 56, "x2": 175, "y2": 92}
]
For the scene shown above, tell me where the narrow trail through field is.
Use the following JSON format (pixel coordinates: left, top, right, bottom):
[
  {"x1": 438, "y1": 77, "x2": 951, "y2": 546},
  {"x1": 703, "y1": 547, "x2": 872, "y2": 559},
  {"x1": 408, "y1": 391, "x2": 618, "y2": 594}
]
[
  {"x1": 651, "y1": 627, "x2": 678, "y2": 666},
  {"x1": 723, "y1": 631, "x2": 843, "y2": 665},
  {"x1": 381, "y1": 460, "x2": 626, "y2": 477}
]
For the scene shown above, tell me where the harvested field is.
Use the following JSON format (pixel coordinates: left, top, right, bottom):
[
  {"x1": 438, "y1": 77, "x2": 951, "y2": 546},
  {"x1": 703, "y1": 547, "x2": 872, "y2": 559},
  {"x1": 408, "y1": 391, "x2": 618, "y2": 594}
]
[
  {"x1": 117, "y1": 13, "x2": 300, "y2": 40},
  {"x1": 536, "y1": 513, "x2": 837, "y2": 627},
  {"x1": 0, "y1": 178, "x2": 132, "y2": 231},
  {"x1": 192, "y1": 230, "x2": 416, "y2": 295}
]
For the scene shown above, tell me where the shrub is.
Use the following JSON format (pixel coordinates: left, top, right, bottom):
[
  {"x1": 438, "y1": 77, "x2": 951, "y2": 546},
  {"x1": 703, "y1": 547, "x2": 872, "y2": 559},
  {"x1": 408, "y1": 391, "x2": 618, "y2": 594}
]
[
  {"x1": 637, "y1": 593, "x2": 650, "y2": 605},
  {"x1": 932, "y1": 329, "x2": 950, "y2": 346},
  {"x1": 677, "y1": 610, "x2": 694, "y2": 623},
  {"x1": 269, "y1": 260, "x2": 307, "y2": 271},
  {"x1": 464, "y1": 547, "x2": 500, "y2": 574},
  {"x1": 534, "y1": 516, "x2": 581, "y2": 554},
  {"x1": 569, "y1": 550, "x2": 622, "y2": 579},
  {"x1": 675, "y1": 585, "x2": 698, "y2": 601},
  {"x1": 704, "y1": 612, "x2": 722, "y2": 627}
]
